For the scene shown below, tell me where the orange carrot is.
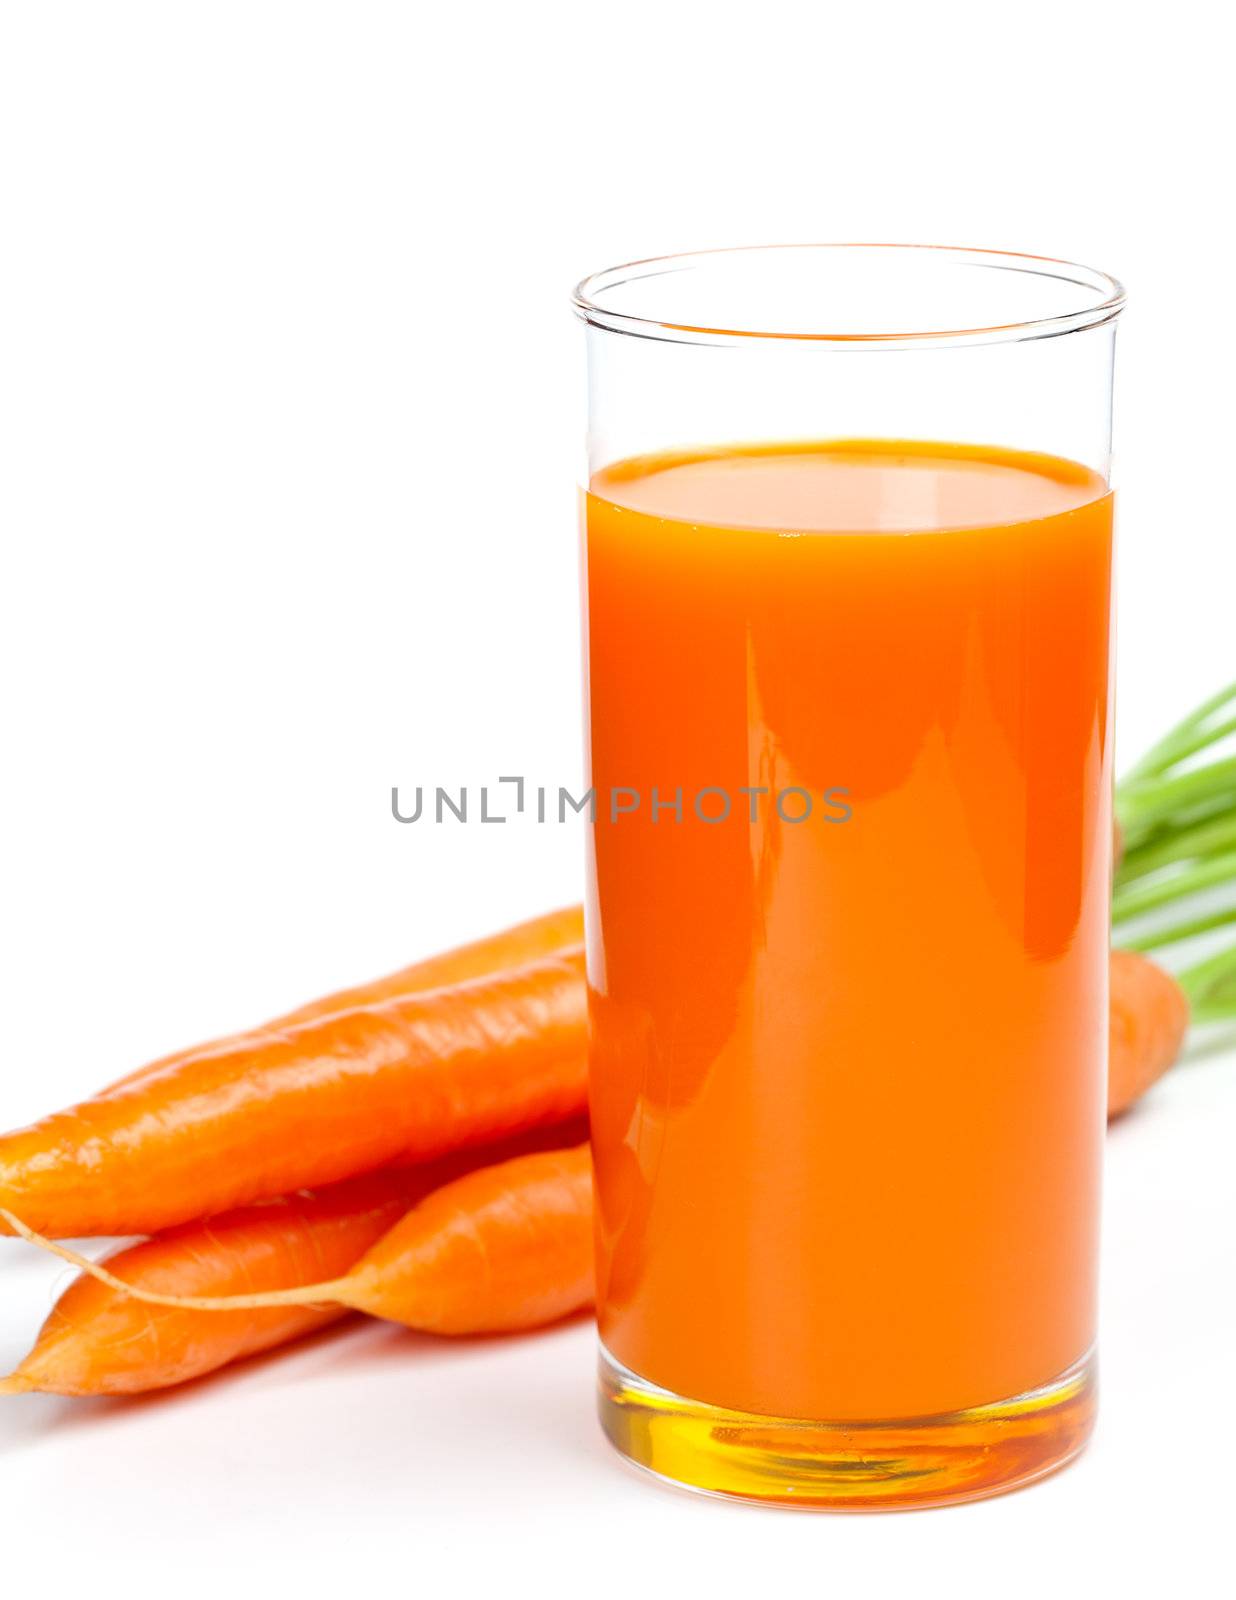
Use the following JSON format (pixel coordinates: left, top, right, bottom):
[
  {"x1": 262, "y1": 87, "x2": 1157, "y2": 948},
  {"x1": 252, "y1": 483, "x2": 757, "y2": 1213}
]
[
  {"x1": 1, "y1": 1145, "x2": 594, "y2": 1347},
  {"x1": 103, "y1": 905, "x2": 584, "y2": 1094},
  {"x1": 0, "y1": 1125, "x2": 586, "y2": 1397},
  {"x1": 1108, "y1": 947, "x2": 1191, "y2": 1118},
  {"x1": 0, "y1": 924, "x2": 1188, "y2": 1243},
  {"x1": 0, "y1": 1177, "x2": 408, "y2": 1397},
  {"x1": 0, "y1": 952, "x2": 586, "y2": 1239}
]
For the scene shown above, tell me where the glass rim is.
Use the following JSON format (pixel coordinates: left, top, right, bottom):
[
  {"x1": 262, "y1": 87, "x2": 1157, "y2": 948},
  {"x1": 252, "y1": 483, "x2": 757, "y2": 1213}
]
[{"x1": 572, "y1": 243, "x2": 1126, "y2": 349}]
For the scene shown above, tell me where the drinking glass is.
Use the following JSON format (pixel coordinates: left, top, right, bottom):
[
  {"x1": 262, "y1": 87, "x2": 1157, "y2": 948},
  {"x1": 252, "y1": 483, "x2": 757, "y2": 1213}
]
[{"x1": 575, "y1": 245, "x2": 1124, "y2": 1508}]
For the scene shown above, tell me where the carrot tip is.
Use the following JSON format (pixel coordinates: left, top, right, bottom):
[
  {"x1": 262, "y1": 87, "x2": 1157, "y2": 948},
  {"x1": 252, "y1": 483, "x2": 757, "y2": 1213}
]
[{"x1": 0, "y1": 1374, "x2": 32, "y2": 1396}]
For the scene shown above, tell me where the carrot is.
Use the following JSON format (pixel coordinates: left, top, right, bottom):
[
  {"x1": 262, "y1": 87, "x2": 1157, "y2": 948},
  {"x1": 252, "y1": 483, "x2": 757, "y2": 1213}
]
[
  {"x1": 0, "y1": 946, "x2": 1201, "y2": 1399},
  {"x1": 0, "y1": 940, "x2": 1197, "y2": 1239},
  {"x1": 1108, "y1": 947, "x2": 1191, "y2": 1118},
  {"x1": 1, "y1": 1145, "x2": 594, "y2": 1353},
  {"x1": 103, "y1": 904, "x2": 583, "y2": 1094},
  {"x1": 0, "y1": 951, "x2": 586, "y2": 1239},
  {"x1": 0, "y1": 1125, "x2": 585, "y2": 1397},
  {"x1": 0, "y1": 1177, "x2": 408, "y2": 1397}
]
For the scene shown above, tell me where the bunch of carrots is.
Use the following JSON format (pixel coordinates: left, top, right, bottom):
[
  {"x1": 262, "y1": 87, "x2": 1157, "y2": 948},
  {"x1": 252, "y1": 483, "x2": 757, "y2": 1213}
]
[{"x1": 1, "y1": 687, "x2": 1234, "y2": 1401}]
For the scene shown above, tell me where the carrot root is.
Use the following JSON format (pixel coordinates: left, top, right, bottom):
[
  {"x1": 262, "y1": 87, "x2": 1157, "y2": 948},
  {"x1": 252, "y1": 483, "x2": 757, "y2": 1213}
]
[
  {"x1": 1, "y1": 1145, "x2": 594, "y2": 1345},
  {"x1": 0, "y1": 949, "x2": 587, "y2": 1239},
  {"x1": 0, "y1": 1375, "x2": 32, "y2": 1396},
  {"x1": 0, "y1": 1211, "x2": 352, "y2": 1313},
  {"x1": 0, "y1": 1148, "x2": 574, "y2": 1398},
  {"x1": 1108, "y1": 948, "x2": 1192, "y2": 1117},
  {"x1": 102, "y1": 906, "x2": 585, "y2": 1094}
]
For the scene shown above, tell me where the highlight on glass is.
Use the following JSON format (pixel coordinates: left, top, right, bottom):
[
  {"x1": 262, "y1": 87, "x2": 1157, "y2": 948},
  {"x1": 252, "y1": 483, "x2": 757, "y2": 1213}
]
[{"x1": 575, "y1": 244, "x2": 1124, "y2": 1509}]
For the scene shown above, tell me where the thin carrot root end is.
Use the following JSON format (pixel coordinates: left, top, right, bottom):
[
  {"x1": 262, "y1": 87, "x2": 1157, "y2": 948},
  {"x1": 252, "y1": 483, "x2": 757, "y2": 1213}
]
[{"x1": 0, "y1": 1208, "x2": 348, "y2": 1314}]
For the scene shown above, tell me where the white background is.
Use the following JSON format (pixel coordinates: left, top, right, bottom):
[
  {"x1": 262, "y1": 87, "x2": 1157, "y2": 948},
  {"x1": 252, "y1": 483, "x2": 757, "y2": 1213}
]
[{"x1": 1, "y1": 3, "x2": 1234, "y2": 1595}]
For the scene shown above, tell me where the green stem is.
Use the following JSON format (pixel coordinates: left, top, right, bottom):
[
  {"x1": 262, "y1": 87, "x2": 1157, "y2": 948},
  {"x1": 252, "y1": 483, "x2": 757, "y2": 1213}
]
[
  {"x1": 1119, "y1": 797, "x2": 1236, "y2": 865},
  {"x1": 1111, "y1": 851, "x2": 1236, "y2": 922},
  {"x1": 1148, "y1": 711, "x2": 1236, "y2": 772},
  {"x1": 1121, "y1": 680, "x2": 1236, "y2": 784},
  {"x1": 1177, "y1": 941, "x2": 1236, "y2": 1024},
  {"x1": 1117, "y1": 755, "x2": 1236, "y2": 838},
  {"x1": 1116, "y1": 811, "x2": 1236, "y2": 887},
  {"x1": 1115, "y1": 680, "x2": 1236, "y2": 1026},
  {"x1": 1116, "y1": 903, "x2": 1236, "y2": 954}
]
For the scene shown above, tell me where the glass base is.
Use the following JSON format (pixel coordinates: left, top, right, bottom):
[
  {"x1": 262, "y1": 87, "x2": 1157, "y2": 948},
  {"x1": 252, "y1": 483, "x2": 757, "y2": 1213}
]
[{"x1": 599, "y1": 1342, "x2": 1096, "y2": 1511}]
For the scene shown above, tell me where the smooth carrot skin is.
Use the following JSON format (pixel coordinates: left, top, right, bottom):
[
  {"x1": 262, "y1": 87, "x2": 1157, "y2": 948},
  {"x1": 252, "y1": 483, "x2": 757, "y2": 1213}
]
[
  {"x1": 0, "y1": 952, "x2": 586, "y2": 1239},
  {"x1": 0, "y1": 939, "x2": 1188, "y2": 1241},
  {"x1": 0, "y1": 1176, "x2": 412, "y2": 1397},
  {"x1": 104, "y1": 905, "x2": 584, "y2": 1093},
  {"x1": 1, "y1": 1145, "x2": 595, "y2": 1342},
  {"x1": 1108, "y1": 948, "x2": 1191, "y2": 1118},
  {"x1": 0, "y1": 1126, "x2": 586, "y2": 1397},
  {"x1": 345, "y1": 1144, "x2": 594, "y2": 1334}
]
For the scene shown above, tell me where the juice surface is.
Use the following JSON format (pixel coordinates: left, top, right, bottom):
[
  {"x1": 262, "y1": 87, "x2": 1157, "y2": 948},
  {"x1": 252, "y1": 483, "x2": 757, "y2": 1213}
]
[{"x1": 583, "y1": 440, "x2": 1113, "y2": 1422}]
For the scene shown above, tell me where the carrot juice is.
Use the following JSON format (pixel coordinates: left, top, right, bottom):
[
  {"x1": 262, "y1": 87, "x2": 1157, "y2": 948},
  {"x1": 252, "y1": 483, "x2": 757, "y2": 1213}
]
[{"x1": 583, "y1": 440, "x2": 1113, "y2": 1434}]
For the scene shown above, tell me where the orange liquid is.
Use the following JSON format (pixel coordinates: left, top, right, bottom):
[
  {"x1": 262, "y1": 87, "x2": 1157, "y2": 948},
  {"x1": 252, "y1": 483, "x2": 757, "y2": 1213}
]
[{"x1": 583, "y1": 440, "x2": 1112, "y2": 1422}]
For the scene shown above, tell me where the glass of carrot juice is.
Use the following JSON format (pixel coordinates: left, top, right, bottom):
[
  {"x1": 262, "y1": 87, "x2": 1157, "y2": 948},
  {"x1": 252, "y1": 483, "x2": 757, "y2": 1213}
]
[{"x1": 574, "y1": 245, "x2": 1124, "y2": 1509}]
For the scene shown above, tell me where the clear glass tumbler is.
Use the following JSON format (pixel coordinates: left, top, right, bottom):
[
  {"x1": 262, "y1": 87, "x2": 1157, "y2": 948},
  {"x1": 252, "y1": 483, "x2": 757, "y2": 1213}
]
[{"x1": 574, "y1": 245, "x2": 1124, "y2": 1509}]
